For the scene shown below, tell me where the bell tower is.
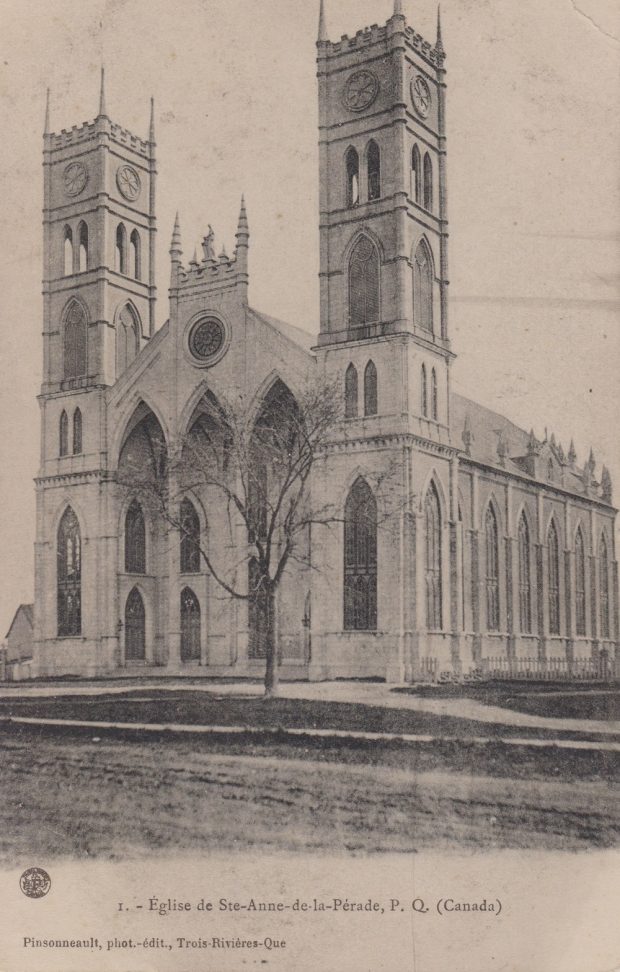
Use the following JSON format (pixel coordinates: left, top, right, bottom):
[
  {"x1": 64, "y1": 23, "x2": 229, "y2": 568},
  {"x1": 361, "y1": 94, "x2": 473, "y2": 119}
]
[
  {"x1": 316, "y1": 1, "x2": 451, "y2": 427},
  {"x1": 41, "y1": 71, "x2": 156, "y2": 395}
]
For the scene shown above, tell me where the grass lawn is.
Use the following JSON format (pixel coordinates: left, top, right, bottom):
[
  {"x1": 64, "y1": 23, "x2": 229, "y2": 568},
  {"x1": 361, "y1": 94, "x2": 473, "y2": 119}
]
[
  {"x1": 396, "y1": 682, "x2": 620, "y2": 721},
  {"x1": 0, "y1": 690, "x2": 618, "y2": 741},
  {"x1": 0, "y1": 724, "x2": 618, "y2": 864}
]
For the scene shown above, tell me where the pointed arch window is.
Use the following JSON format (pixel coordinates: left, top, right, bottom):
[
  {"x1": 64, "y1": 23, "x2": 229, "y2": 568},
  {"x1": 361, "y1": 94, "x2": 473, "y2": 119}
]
[
  {"x1": 367, "y1": 140, "x2": 381, "y2": 201},
  {"x1": 423, "y1": 152, "x2": 433, "y2": 211},
  {"x1": 78, "y1": 221, "x2": 88, "y2": 272},
  {"x1": 364, "y1": 360, "x2": 378, "y2": 416},
  {"x1": 413, "y1": 240, "x2": 433, "y2": 333},
  {"x1": 125, "y1": 587, "x2": 145, "y2": 661},
  {"x1": 548, "y1": 520, "x2": 560, "y2": 635},
  {"x1": 63, "y1": 226, "x2": 73, "y2": 276},
  {"x1": 518, "y1": 513, "x2": 532, "y2": 633},
  {"x1": 349, "y1": 236, "x2": 380, "y2": 328},
  {"x1": 59, "y1": 410, "x2": 69, "y2": 457},
  {"x1": 431, "y1": 368, "x2": 438, "y2": 421},
  {"x1": 411, "y1": 145, "x2": 421, "y2": 203},
  {"x1": 345, "y1": 147, "x2": 360, "y2": 208},
  {"x1": 344, "y1": 478, "x2": 377, "y2": 631},
  {"x1": 180, "y1": 498, "x2": 201, "y2": 573},
  {"x1": 425, "y1": 483, "x2": 442, "y2": 630},
  {"x1": 180, "y1": 587, "x2": 201, "y2": 662},
  {"x1": 600, "y1": 534, "x2": 610, "y2": 639},
  {"x1": 63, "y1": 301, "x2": 87, "y2": 379},
  {"x1": 421, "y1": 363, "x2": 428, "y2": 417},
  {"x1": 130, "y1": 229, "x2": 141, "y2": 280},
  {"x1": 575, "y1": 528, "x2": 586, "y2": 637},
  {"x1": 116, "y1": 303, "x2": 140, "y2": 377},
  {"x1": 125, "y1": 500, "x2": 146, "y2": 574},
  {"x1": 57, "y1": 507, "x2": 81, "y2": 636},
  {"x1": 72, "y1": 408, "x2": 82, "y2": 455},
  {"x1": 345, "y1": 364, "x2": 358, "y2": 419},
  {"x1": 485, "y1": 505, "x2": 500, "y2": 631},
  {"x1": 115, "y1": 223, "x2": 127, "y2": 274}
]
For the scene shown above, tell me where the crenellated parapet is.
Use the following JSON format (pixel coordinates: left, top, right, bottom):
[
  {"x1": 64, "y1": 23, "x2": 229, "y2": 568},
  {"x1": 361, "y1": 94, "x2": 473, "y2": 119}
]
[
  {"x1": 317, "y1": 5, "x2": 445, "y2": 68},
  {"x1": 46, "y1": 117, "x2": 150, "y2": 158},
  {"x1": 169, "y1": 198, "x2": 249, "y2": 303}
]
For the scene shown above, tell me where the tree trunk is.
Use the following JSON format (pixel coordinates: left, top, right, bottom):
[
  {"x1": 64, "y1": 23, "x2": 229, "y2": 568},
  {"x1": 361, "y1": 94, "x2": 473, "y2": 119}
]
[{"x1": 263, "y1": 588, "x2": 279, "y2": 697}]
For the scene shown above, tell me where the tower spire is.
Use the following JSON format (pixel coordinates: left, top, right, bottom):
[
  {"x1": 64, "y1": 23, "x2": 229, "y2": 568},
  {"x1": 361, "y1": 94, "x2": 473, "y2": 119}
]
[
  {"x1": 149, "y1": 97, "x2": 155, "y2": 142},
  {"x1": 393, "y1": 0, "x2": 404, "y2": 17},
  {"x1": 44, "y1": 88, "x2": 50, "y2": 135},
  {"x1": 436, "y1": 5, "x2": 444, "y2": 53},
  {"x1": 99, "y1": 66, "x2": 106, "y2": 117},
  {"x1": 170, "y1": 212, "x2": 182, "y2": 254},
  {"x1": 318, "y1": 0, "x2": 328, "y2": 42}
]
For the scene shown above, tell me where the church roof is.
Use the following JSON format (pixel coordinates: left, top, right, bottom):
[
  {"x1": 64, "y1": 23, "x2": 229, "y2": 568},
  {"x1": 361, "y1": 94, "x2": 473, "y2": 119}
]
[
  {"x1": 451, "y1": 392, "x2": 595, "y2": 499},
  {"x1": 5, "y1": 603, "x2": 33, "y2": 640},
  {"x1": 248, "y1": 308, "x2": 315, "y2": 353}
]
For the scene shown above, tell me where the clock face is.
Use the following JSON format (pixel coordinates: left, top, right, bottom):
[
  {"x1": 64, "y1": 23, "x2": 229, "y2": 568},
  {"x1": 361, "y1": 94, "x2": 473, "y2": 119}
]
[
  {"x1": 63, "y1": 162, "x2": 88, "y2": 197},
  {"x1": 189, "y1": 318, "x2": 226, "y2": 364},
  {"x1": 411, "y1": 75, "x2": 431, "y2": 118},
  {"x1": 344, "y1": 70, "x2": 379, "y2": 112},
  {"x1": 116, "y1": 164, "x2": 141, "y2": 201}
]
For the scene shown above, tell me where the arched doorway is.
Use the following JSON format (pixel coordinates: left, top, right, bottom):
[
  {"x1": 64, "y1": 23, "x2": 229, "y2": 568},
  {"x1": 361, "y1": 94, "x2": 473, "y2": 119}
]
[{"x1": 125, "y1": 587, "x2": 146, "y2": 661}]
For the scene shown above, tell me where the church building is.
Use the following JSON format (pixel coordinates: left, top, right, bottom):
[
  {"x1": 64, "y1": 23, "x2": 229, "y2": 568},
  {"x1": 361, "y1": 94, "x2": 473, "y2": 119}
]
[{"x1": 32, "y1": 1, "x2": 618, "y2": 682}]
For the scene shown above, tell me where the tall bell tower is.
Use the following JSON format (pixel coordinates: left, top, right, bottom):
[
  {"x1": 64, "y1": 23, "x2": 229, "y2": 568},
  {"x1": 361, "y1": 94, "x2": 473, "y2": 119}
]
[{"x1": 316, "y1": 0, "x2": 451, "y2": 427}]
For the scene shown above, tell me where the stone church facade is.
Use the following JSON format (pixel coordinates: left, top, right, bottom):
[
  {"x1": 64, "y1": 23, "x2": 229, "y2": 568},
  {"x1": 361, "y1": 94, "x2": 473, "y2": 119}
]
[{"x1": 32, "y1": 2, "x2": 618, "y2": 681}]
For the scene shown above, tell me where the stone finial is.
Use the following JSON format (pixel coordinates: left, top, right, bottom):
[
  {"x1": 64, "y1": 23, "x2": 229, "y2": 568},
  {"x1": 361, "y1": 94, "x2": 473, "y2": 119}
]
[
  {"x1": 219, "y1": 244, "x2": 229, "y2": 264},
  {"x1": 99, "y1": 66, "x2": 106, "y2": 117},
  {"x1": 496, "y1": 429, "x2": 509, "y2": 467},
  {"x1": 236, "y1": 195, "x2": 249, "y2": 239},
  {"x1": 149, "y1": 97, "x2": 155, "y2": 143},
  {"x1": 189, "y1": 246, "x2": 199, "y2": 268},
  {"x1": 170, "y1": 212, "x2": 182, "y2": 255},
  {"x1": 202, "y1": 225, "x2": 217, "y2": 263},
  {"x1": 462, "y1": 413, "x2": 473, "y2": 455},
  {"x1": 557, "y1": 442, "x2": 565, "y2": 464},
  {"x1": 582, "y1": 462, "x2": 591, "y2": 496},
  {"x1": 393, "y1": 0, "x2": 404, "y2": 17},
  {"x1": 44, "y1": 88, "x2": 50, "y2": 135},
  {"x1": 550, "y1": 432, "x2": 556, "y2": 449},
  {"x1": 318, "y1": 0, "x2": 328, "y2": 42},
  {"x1": 601, "y1": 466, "x2": 613, "y2": 503},
  {"x1": 568, "y1": 439, "x2": 577, "y2": 467},
  {"x1": 588, "y1": 448, "x2": 596, "y2": 475},
  {"x1": 436, "y1": 4, "x2": 445, "y2": 54},
  {"x1": 527, "y1": 428, "x2": 538, "y2": 455}
]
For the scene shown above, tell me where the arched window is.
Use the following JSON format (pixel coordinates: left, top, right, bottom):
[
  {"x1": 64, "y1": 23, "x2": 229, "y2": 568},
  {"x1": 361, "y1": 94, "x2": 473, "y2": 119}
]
[
  {"x1": 72, "y1": 408, "x2": 82, "y2": 455},
  {"x1": 367, "y1": 140, "x2": 381, "y2": 201},
  {"x1": 547, "y1": 458, "x2": 554, "y2": 482},
  {"x1": 115, "y1": 223, "x2": 127, "y2": 274},
  {"x1": 413, "y1": 239, "x2": 433, "y2": 332},
  {"x1": 125, "y1": 500, "x2": 146, "y2": 574},
  {"x1": 575, "y1": 528, "x2": 586, "y2": 637},
  {"x1": 364, "y1": 360, "x2": 378, "y2": 416},
  {"x1": 421, "y1": 363, "x2": 428, "y2": 417},
  {"x1": 411, "y1": 145, "x2": 421, "y2": 203},
  {"x1": 57, "y1": 507, "x2": 81, "y2": 636},
  {"x1": 180, "y1": 587, "x2": 201, "y2": 662},
  {"x1": 518, "y1": 513, "x2": 532, "y2": 633},
  {"x1": 345, "y1": 364, "x2": 358, "y2": 419},
  {"x1": 600, "y1": 534, "x2": 610, "y2": 639},
  {"x1": 78, "y1": 221, "x2": 88, "y2": 272},
  {"x1": 130, "y1": 229, "x2": 141, "y2": 280},
  {"x1": 431, "y1": 368, "x2": 438, "y2": 421},
  {"x1": 180, "y1": 498, "x2": 201, "y2": 573},
  {"x1": 425, "y1": 482, "x2": 442, "y2": 630},
  {"x1": 349, "y1": 236, "x2": 380, "y2": 328},
  {"x1": 423, "y1": 153, "x2": 433, "y2": 211},
  {"x1": 485, "y1": 505, "x2": 500, "y2": 631},
  {"x1": 63, "y1": 226, "x2": 73, "y2": 276},
  {"x1": 345, "y1": 147, "x2": 359, "y2": 208},
  {"x1": 343, "y1": 478, "x2": 377, "y2": 630},
  {"x1": 59, "y1": 410, "x2": 69, "y2": 457},
  {"x1": 548, "y1": 520, "x2": 560, "y2": 635},
  {"x1": 116, "y1": 303, "x2": 141, "y2": 377},
  {"x1": 63, "y1": 300, "x2": 87, "y2": 379},
  {"x1": 125, "y1": 587, "x2": 145, "y2": 661}
]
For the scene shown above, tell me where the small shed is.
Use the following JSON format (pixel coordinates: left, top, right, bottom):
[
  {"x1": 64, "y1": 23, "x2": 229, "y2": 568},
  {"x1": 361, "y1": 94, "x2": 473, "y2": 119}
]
[{"x1": 4, "y1": 604, "x2": 34, "y2": 681}]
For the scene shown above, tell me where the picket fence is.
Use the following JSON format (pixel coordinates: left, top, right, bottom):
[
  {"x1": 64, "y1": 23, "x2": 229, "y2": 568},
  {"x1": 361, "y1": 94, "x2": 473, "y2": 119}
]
[{"x1": 417, "y1": 654, "x2": 617, "y2": 683}]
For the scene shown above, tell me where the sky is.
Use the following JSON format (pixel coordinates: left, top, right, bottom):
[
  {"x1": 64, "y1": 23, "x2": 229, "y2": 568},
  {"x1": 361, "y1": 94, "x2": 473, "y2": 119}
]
[{"x1": 0, "y1": 0, "x2": 618, "y2": 636}]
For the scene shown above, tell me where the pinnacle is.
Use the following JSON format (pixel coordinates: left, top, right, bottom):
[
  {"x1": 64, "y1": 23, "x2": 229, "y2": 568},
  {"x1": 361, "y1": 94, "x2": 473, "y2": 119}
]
[
  {"x1": 44, "y1": 88, "x2": 50, "y2": 135},
  {"x1": 149, "y1": 96, "x2": 155, "y2": 142},
  {"x1": 99, "y1": 66, "x2": 106, "y2": 117},
  {"x1": 318, "y1": 0, "x2": 328, "y2": 42}
]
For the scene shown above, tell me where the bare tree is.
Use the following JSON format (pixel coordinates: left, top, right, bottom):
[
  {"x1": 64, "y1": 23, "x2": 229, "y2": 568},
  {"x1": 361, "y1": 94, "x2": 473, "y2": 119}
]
[{"x1": 117, "y1": 376, "x2": 346, "y2": 697}]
